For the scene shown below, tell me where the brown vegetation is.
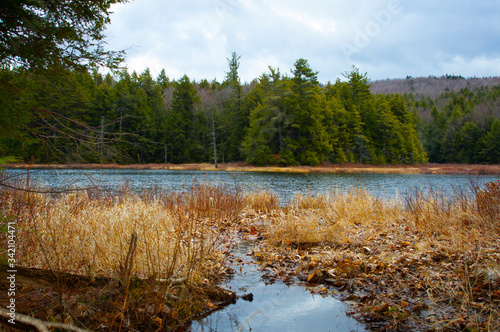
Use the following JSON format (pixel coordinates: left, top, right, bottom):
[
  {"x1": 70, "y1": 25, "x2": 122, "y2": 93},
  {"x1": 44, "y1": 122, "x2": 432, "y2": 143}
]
[
  {"x1": 0, "y1": 182, "x2": 244, "y2": 331},
  {"x1": 6, "y1": 162, "x2": 500, "y2": 175},
  {"x1": 370, "y1": 76, "x2": 500, "y2": 98}
]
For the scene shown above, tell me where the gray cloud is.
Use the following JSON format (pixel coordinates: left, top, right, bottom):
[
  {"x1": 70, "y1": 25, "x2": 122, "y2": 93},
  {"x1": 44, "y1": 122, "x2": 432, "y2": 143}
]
[{"x1": 105, "y1": 0, "x2": 500, "y2": 83}]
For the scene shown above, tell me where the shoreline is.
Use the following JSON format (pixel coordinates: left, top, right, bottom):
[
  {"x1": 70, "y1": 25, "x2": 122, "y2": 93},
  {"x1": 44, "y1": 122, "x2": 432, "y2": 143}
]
[{"x1": 4, "y1": 162, "x2": 500, "y2": 175}]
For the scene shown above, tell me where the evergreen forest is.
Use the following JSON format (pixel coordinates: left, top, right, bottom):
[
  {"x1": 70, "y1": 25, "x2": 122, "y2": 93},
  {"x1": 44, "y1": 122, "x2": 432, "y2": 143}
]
[{"x1": 1, "y1": 54, "x2": 499, "y2": 166}]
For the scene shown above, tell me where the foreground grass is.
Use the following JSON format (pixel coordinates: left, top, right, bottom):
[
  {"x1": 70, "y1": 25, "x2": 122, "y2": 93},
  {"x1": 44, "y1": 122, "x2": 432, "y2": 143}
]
[
  {"x1": 0, "y1": 183, "x2": 244, "y2": 331},
  {"x1": 1, "y1": 179, "x2": 499, "y2": 331}
]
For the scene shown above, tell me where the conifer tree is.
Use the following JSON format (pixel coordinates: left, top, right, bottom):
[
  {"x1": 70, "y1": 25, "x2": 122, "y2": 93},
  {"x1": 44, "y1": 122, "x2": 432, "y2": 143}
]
[{"x1": 165, "y1": 75, "x2": 200, "y2": 163}]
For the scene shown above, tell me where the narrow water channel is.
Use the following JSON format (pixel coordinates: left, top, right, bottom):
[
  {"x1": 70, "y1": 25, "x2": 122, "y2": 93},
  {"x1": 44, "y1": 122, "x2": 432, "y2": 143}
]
[{"x1": 190, "y1": 241, "x2": 366, "y2": 332}]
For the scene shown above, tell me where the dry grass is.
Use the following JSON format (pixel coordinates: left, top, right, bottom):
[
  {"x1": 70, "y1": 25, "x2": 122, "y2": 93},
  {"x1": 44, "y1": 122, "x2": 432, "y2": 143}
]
[
  {"x1": 404, "y1": 180, "x2": 500, "y2": 248},
  {"x1": 7, "y1": 162, "x2": 500, "y2": 175},
  {"x1": 244, "y1": 191, "x2": 280, "y2": 213},
  {"x1": 8, "y1": 191, "x2": 221, "y2": 281},
  {"x1": 267, "y1": 189, "x2": 402, "y2": 246},
  {"x1": 1, "y1": 175, "x2": 499, "y2": 331},
  {"x1": 0, "y1": 181, "x2": 244, "y2": 330}
]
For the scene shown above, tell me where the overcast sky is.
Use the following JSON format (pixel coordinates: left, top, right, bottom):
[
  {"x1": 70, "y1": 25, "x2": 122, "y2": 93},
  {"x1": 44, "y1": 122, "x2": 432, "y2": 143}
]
[{"x1": 105, "y1": 0, "x2": 500, "y2": 83}]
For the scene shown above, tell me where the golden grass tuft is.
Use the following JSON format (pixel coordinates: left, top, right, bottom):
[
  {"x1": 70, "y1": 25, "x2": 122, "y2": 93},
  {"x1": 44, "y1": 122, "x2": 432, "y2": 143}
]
[
  {"x1": 404, "y1": 180, "x2": 500, "y2": 248},
  {"x1": 267, "y1": 189, "x2": 403, "y2": 246},
  {"x1": 0, "y1": 181, "x2": 246, "y2": 329},
  {"x1": 244, "y1": 191, "x2": 280, "y2": 213},
  {"x1": 9, "y1": 191, "x2": 216, "y2": 282},
  {"x1": 265, "y1": 180, "x2": 500, "y2": 251},
  {"x1": 0, "y1": 181, "x2": 246, "y2": 293}
]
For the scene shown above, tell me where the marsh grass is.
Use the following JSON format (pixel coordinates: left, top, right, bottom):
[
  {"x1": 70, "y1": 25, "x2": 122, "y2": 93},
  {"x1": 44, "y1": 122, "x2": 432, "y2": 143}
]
[
  {"x1": 1, "y1": 175, "x2": 499, "y2": 330},
  {"x1": 0, "y1": 179, "x2": 245, "y2": 330},
  {"x1": 267, "y1": 189, "x2": 402, "y2": 246},
  {"x1": 244, "y1": 191, "x2": 280, "y2": 213},
  {"x1": 404, "y1": 180, "x2": 500, "y2": 248}
]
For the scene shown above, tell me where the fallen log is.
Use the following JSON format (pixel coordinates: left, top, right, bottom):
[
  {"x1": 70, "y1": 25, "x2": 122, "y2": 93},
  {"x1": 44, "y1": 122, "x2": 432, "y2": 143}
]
[{"x1": 0, "y1": 262, "x2": 111, "y2": 289}]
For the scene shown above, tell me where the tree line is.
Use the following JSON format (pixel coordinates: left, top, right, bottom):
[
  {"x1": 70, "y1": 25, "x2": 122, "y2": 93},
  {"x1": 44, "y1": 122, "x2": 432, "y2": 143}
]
[
  {"x1": 1, "y1": 2, "x2": 499, "y2": 167},
  {"x1": 407, "y1": 85, "x2": 500, "y2": 164},
  {"x1": 1, "y1": 54, "x2": 499, "y2": 166}
]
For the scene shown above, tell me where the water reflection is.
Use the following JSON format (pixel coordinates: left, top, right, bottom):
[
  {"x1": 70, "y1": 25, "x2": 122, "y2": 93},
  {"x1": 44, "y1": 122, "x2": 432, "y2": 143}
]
[{"x1": 190, "y1": 241, "x2": 366, "y2": 332}]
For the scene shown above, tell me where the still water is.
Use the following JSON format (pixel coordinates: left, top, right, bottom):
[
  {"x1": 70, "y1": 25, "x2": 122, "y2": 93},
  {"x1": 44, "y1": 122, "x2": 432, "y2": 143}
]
[
  {"x1": 190, "y1": 241, "x2": 366, "y2": 332},
  {"x1": 3, "y1": 168, "x2": 499, "y2": 203}
]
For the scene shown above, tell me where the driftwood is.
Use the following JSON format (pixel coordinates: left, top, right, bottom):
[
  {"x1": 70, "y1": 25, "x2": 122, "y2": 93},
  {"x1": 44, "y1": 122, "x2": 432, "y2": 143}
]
[{"x1": 0, "y1": 262, "x2": 111, "y2": 289}]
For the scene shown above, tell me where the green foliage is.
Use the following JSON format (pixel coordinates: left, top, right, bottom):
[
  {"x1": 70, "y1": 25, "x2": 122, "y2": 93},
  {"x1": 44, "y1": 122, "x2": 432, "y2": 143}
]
[
  {"x1": 220, "y1": 52, "x2": 247, "y2": 161},
  {"x1": 480, "y1": 119, "x2": 500, "y2": 163},
  {"x1": 0, "y1": 0, "x2": 126, "y2": 70},
  {"x1": 166, "y1": 75, "x2": 203, "y2": 163},
  {"x1": 240, "y1": 63, "x2": 426, "y2": 165},
  {"x1": 417, "y1": 86, "x2": 500, "y2": 164},
  {"x1": 8, "y1": 54, "x2": 500, "y2": 166}
]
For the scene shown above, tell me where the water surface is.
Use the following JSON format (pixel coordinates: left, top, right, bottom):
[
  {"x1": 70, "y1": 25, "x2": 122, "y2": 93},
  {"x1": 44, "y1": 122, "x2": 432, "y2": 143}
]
[
  {"x1": 4, "y1": 168, "x2": 498, "y2": 203},
  {"x1": 190, "y1": 241, "x2": 366, "y2": 332}
]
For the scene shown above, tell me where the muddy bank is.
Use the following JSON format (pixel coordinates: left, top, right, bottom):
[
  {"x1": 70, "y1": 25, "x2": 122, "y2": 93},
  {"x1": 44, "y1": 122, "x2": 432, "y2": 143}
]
[{"x1": 5, "y1": 162, "x2": 500, "y2": 175}]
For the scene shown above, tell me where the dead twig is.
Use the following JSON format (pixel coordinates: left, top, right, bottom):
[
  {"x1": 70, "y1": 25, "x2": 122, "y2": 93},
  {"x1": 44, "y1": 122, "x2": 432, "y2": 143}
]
[{"x1": 0, "y1": 307, "x2": 88, "y2": 332}]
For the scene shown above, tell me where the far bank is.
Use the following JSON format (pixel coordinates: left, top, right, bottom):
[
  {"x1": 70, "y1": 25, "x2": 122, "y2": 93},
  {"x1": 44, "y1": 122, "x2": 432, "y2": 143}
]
[{"x1": 4, "y1": 162, "x2": 500, "y2": 175}]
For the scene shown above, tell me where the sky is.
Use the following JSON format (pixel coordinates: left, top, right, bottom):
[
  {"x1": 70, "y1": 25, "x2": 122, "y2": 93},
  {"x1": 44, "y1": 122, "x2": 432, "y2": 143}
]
[{"x1": 104, "y1": 0, "x2": 500, "y2": 84}]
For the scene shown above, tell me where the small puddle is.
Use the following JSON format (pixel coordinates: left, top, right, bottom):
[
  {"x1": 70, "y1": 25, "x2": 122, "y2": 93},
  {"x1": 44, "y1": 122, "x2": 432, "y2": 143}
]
[{"x1": 190, "y1": 241, "x2": 366, "y2": 332}]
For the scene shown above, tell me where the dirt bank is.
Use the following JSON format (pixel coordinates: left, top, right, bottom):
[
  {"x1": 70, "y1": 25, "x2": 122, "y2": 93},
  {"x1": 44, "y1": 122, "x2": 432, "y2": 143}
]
[{"x1": 5, "y1": 162, "x2": 500, "y2": 175}]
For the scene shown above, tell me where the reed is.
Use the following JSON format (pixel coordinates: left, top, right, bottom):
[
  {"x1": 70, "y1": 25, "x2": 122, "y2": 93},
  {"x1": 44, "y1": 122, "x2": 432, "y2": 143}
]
[
  {"x1": 0, "y1": 179, "x2": 246, "y2": 330},
  {"x1": 244, "y1": 191, "x2": 280, "y2": 213},
  {"x1": 403, "y1": 180, "x2": 500, "y2": 248},
  {"x1": 267, "y1": 189, "x2": 402, "y2": 246}
]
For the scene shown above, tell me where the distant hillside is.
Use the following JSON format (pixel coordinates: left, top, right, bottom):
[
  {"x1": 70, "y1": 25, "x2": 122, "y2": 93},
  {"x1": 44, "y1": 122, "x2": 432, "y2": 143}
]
[{"x1": 370, "y1": 76, "x2": 500, "y2": 97}]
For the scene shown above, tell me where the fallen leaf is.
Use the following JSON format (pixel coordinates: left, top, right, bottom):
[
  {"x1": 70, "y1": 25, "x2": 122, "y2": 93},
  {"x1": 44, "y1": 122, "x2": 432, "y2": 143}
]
[
  {"x1": 373, "y1": 303, "x2": 390, "y2": 313},
  {"x1": 307, "y1": 272, "x2": 317, "y2": 283}
]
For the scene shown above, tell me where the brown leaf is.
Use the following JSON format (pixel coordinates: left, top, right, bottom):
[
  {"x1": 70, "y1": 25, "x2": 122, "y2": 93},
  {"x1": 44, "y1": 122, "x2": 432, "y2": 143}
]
[{"x1": 373, "y1": 303, "x2": 390, "y2": 313}]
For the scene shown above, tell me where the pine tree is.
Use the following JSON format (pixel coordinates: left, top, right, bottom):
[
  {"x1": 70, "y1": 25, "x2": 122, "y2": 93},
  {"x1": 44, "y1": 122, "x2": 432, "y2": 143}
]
[
  {"x1": 480, "y1": 119, "x2": 500, "y2": 163},
  {"x1": 220, "y1": 52, "x2": 247, "y2": 161},
  {"x1": 286, "y1": 59, "x2": 332, "y2": 165},
  {"x1": 165, "y1": 75, "x2": 200, "y2": 163}
]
